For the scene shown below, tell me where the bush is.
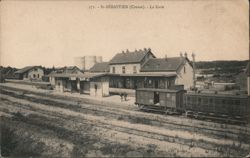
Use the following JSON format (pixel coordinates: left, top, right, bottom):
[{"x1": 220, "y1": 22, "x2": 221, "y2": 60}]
[
  {"x1": 1, "y1": 125, "x2": 18, "y2": 156},
  {"x1": 0, "y1": 76, "x2": 5, "y2": 83}
]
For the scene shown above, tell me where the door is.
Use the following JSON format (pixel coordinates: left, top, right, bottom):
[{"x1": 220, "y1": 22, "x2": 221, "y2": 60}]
[
  {"x1": 154, "y1": 80, "x2": 159, "y2": 88},
  {"x1": 82, "y1": 81, "x2": 90, "y2": 94},
  {"x1": 71, "y1": 81, "x2": 78, "y2": 92},
  {"x1": 154, "y1": 92, "x2": 159, "y2": 104}
]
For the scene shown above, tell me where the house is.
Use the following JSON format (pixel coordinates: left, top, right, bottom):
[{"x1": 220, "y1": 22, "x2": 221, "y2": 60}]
[
  {"x1": 14, "y1": 66, "x2": 44, "y2": 80},
  {"x1": 140, "y1": 55, "x2": 194, "y2": 89}
]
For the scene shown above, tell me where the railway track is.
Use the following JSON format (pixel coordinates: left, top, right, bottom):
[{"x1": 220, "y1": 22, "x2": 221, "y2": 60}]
[
  {"x1": 0, "y1": 87, "x2": 250, "y2": 156},
  {"x1": 1, "y1": 96, "x2": 249, "y2": 157},
  {"x1": 1, "y1": 84, "x2": 250, "y2": 128},
  {"x1": 1, "y1": 87, "x2": 249, "y2": 140}
]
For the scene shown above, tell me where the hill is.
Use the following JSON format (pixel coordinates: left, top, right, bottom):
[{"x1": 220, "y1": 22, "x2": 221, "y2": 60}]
[{"x1": 195, "y1": 60, "x2": 249, "y2": 74}]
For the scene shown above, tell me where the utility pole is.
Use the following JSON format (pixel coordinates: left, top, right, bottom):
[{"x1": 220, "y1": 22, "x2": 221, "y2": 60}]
[{"x1": 191, "y1": 52, "x2": 196, "y2": 89}]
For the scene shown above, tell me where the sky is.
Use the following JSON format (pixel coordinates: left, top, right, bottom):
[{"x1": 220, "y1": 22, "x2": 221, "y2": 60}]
[{"x1": 0, "y1": 0, "x2": 249, "y2": 68}]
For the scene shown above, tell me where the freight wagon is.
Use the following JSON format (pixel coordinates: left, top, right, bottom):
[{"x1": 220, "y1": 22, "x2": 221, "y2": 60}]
[{"x1": 135, "y1": 88, "x2": 186, "y2": 114}]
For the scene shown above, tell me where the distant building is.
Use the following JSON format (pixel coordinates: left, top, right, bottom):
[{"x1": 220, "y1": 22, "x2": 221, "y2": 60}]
[
  {"x1": 74, "y1": 56, "x2": 103, "y2": 71},
  {"x1": 14, "y1": 66, "x2": 44, "y2": 80}
]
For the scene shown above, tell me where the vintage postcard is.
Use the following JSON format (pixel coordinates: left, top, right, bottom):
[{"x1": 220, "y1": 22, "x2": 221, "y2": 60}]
[{"x1": 0, "y1": 0, "x2": 249, "y2": 157}]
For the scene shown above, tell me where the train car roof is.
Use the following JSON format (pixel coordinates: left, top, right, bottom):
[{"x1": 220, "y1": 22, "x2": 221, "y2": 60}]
[
  {"x1": 185, "y1": 92, "x2": 248, "y2": 99},
  {"x1": 136, "y1": 88, "x2": 185, "y2": 93}
]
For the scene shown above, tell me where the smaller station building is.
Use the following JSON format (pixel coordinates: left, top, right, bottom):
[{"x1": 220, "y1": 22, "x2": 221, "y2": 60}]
[{"x1": 48, "y1": 66, "x2": 109, "y2": 97}]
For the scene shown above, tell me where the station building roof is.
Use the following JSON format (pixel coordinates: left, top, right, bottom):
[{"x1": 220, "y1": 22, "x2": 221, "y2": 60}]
[
  {"x1": 141, "y1": 57, "x2": 191, "y2": 72},
  {"x1": 109, "y1": 48, "x2": 155, "y2": 64},
  {"x1": 89, "y1": 62, "x2": 110, "y2": 73}
]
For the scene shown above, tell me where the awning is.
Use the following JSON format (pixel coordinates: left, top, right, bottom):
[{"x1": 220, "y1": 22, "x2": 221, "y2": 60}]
[
  {"x1": 47, "y1": 73, "x2": 107, "y2": 79},
  {"x1": 108, "y1": 73, "x2": 177, "y2": 78}
]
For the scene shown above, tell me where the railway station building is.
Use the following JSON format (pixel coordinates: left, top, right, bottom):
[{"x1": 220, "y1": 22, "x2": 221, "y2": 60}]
[
  {"x1": 48, "y1": 48, "x2": 194, "y2": 97},
  {"x1": 88, "y1": 48, "x2": 194, "y2": 95}
]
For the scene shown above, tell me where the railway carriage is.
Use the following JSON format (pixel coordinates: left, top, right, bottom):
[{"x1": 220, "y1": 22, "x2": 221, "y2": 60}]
[
  {"x1": 183, "y1": 93, "x2": 249, "y2": 123},
  {"x1": 135, "y1": 88, "x2": 250, "y2": 124},
  {"x1": 135, "y1": 88, "x2": 186, "y2": 114}
]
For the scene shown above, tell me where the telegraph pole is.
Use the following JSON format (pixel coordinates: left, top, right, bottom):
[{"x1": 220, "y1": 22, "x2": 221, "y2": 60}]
[{"x1": 191, "y1": 52, "x2": 196, "y2": 88}]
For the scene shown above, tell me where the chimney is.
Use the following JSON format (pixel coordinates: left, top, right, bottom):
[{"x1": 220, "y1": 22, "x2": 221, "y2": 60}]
[
  {"x1": 122, "y1": 50, "x2": 125, "y2": 54},
  {"x1": 184, "y1": 52, "x2": 188, "y2": 58},
  {"x1": 135, "y1": 49, "x2": 138, "y2": 52},
  {"x1": 191, "y1": 52, "x2": 196, "y2": 88},
  {"x1": 148, "y1": 48, "x2": 151, "y2": 51},
  {"x1": 144, "y1": 48, "x2": 147, "y2": 51},
  {"x1": 165, "y1": 54, "x2": 168, "y2": 61},
  {"x1": 139, "y1": 49, "x2": 142, "y2": 52},
  {"x1": 126, "y1": 49, "x2": 129, "y2": 53},
  {"x1": 180, "y1": 52, "x2": 183, "y2": 57}
]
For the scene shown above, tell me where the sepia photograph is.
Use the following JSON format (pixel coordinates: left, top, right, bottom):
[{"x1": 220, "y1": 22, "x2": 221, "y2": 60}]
[{"x1": 0, "y1": 0, "x2": 249, "y2": 157}]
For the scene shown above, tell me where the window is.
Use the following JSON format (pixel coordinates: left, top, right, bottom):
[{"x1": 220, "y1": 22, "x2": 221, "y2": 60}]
[
  {"x1": 33, "y1": 74, "x2": 36, "y2": 78},
  {"x1": 167, "y1": 93, "x2": 170, "y2": 98},
  {"x1": 122, "y1": 66, "x2": 126, "y2": 74},
  {"x1": 203, "y1": 98, "x2": 208, "y2": 104},
  {"x1": 198, "y1": 98, "x2": 201, "y2": 104},
  {"x1": 112, "y1": 67, "x2": 115, "y2": 73},
  {"x1": 34, "y1": 68, "x2": 38, "y2": 71},
  {"x1": 183, "y1": 66, "x2": 186, "y2": 73},
  {"x1": 148, "y1": 79, "x2": 152, "y2": 84},
  {"x1": 148, "y1": 79, "x2": 153, "y2": 88},
  {"x1": 215, "y1": 99, "x2": 220, "y2": 104},
  {"x1": 235, "y1": 100, "x2": 240, "y2": 105},
  {"x1": 126, "y1": 78, "x2": 130, "y2": 88},
  {"x1": 209, "y1": 98, "x2": 213, "y2": 104},
  {"x1": 167, "y1": 80, "x2": 170, "y2": 88},
  {"x1": 37, "y1": 74, "x2": 40, "y2": 78},
  {"x1": 133, "y1": 66, "x2": 137, "y2": 74},
  {"x1": 171, "y1": 95, "x2": 176, "y2": 102},
  {"x1": 222, "y1": 100, "x2": 226, "y2": 104}
]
